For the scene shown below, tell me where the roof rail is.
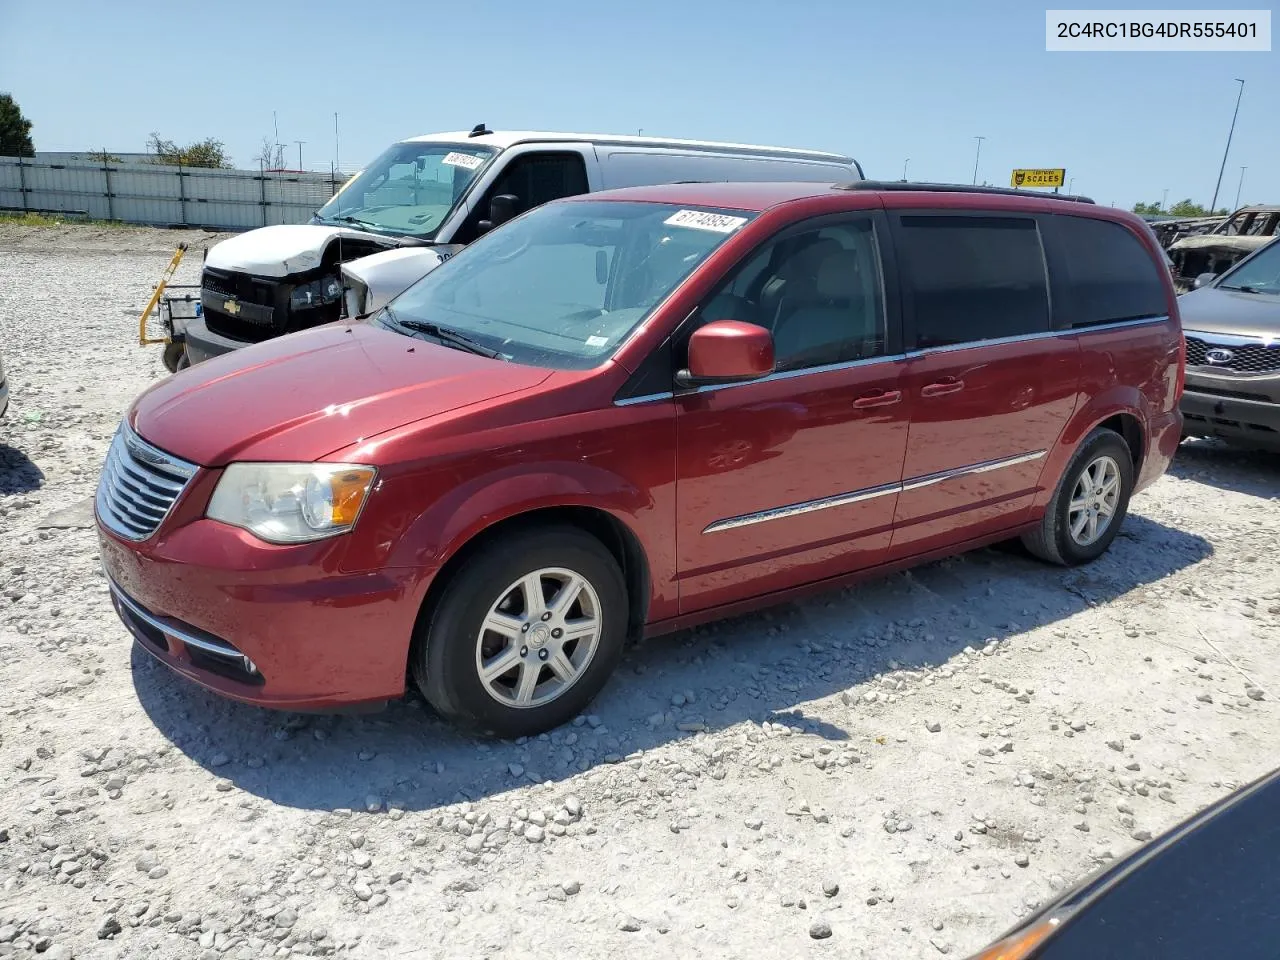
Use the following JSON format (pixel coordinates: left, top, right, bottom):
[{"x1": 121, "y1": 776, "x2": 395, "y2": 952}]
[{"x1": 836, "y1": 180, "x2": 1096, "y2": 204}]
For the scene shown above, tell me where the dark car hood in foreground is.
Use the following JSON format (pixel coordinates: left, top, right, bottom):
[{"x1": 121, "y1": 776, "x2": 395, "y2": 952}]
[
  {"x1": 130, "y1": 322, "x2": 551, "y2": 466},
  {"x1": 1178, "y1": 285, "x2": 1280, "y2": 340}
]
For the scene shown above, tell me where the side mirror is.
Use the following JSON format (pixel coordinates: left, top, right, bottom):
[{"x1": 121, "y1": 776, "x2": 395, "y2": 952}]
[
  {"x1": 1193, "y1": 272, "x2": 1217, "y2": 289},
  {"x1": 675, "y1": 320, "x2": 775, "y2": 389},
  {"x1": 476, "y1": 194, "x2": 519, "y2": 237}
]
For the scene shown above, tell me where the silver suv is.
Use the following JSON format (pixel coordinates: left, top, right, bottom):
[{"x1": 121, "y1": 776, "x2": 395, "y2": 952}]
[{"x1": 1179, "y1": 236, "x2": 1280, "y2": 451}]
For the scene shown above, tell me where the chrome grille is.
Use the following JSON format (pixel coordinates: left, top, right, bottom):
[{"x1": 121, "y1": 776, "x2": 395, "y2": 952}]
[
  {"x1": 96, "y1": 425, "x2": 197, "y2": 541},
  {"x1": 1185, "y1": 334, "x2": 1280, "y2": 374}
]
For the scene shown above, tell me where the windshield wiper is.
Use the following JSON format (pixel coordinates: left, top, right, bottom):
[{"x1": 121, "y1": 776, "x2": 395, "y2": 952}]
[
  {"x1": 326, "y1": 213, "x2": 382, "y2": 229},
  {"x1": 381, "y1": 309, "x2": 502, "y2": 359},
  {"x1": 1219, "y1": 284, "x2": 1266, "y2": 294}
]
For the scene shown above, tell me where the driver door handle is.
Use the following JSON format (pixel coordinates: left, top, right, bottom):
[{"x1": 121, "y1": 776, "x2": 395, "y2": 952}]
[
  {"x1": 921, "y1": 378, "x2": 965, "y2": 398},
  {"x1": 852, "y1": 389, "x2": 903, "y2": 409}
]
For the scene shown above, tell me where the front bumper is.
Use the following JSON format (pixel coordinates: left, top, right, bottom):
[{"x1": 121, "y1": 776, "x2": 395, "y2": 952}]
[
  {"x1": 1181, "y1": 388, "x2": 1280, "y2": 450},
  {"x1": 97, "y1": 516, "x2": 425, "y2": 710},
  {"x1": 183, "y1": 315, "x2": 253, "y2": 365}
]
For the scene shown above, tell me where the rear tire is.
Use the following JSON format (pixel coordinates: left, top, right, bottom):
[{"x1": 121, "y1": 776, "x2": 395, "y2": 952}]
[
  {"x1": 1022, "y1": 428, "x2": 1134, "y2": 566},
  {"x1": 412, "y1": 526, "x2": 628, "y2": 738}
]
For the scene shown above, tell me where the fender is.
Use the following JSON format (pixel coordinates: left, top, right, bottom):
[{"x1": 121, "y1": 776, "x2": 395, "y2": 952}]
[
  {"x1": 1033, "y1": 384, "x2": 1149, "y2": 511},
  {"x1": 384, "y1": 458, "x2": 675, "y2": 622}
]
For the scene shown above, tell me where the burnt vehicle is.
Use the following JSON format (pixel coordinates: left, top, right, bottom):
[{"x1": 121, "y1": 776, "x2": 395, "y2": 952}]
[
  {"x1": 1143, "y1": 213, "x2": 1224, "y2": 249},
  {"x1": 967, "y1": 764, "x2": 1280, "y2": 959},
  {"x1": 1178, "y1": 236, "x2": 1280, "y2": 451},
  {"x1": 1168, "y1": 205, "x2": 1280, "y2": 292}
]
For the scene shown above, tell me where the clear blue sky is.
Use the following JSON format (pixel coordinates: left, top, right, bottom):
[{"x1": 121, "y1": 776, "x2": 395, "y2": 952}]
[{"x1": 2, "y1": 0, "x2": 1276, "y2": 210}]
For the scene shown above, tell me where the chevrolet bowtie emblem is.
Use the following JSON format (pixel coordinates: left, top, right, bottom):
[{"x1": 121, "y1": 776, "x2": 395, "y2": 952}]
[{"x1": 224, "y1": 299, "x2": 241, "y2": 316}]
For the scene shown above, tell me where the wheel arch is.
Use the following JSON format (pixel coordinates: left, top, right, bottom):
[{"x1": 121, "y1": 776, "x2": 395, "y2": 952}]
[
  {"x1": 408, "y1": 504, "x2": 653, "y2": 672},
  {"x1": 1036, "y1": 390, "x2": 1150, "y2": 511}
]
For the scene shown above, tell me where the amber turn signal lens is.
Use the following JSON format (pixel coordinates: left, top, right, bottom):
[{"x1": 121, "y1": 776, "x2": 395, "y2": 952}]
[
  {"x1": 328, "y1": 468, "x2": 377, "y2": 526},
  {"x1": 967, "y1": 919, "x2": 1061, "y2": 960}
]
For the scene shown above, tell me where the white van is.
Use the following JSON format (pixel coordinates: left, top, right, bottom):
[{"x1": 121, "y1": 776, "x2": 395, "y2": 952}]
[{"x1": 183, "y1": 126, "x2": 862, "y2": 365}]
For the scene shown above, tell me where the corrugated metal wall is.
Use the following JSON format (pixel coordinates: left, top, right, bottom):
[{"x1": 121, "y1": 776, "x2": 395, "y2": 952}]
[{"x1": 0, "y1": 156, "x2": 350, "y2": 229}]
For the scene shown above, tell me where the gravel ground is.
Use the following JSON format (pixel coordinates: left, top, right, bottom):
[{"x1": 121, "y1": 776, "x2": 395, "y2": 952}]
[{"x1": 1, "y1": 224, "x2": 1278, "y2": 960}]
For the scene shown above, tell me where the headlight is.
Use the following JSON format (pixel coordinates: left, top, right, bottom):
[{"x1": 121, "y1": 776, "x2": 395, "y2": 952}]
[
  {"x1": 289, "y1": 276, "x2": 344, "y2": 310},
  {"x1": 206, "y1": 463, "x2": 377, "y2": 544}
]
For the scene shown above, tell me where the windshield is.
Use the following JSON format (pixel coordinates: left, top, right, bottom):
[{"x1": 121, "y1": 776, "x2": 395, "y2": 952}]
[
  {"x1": 379, "y1": 200, "x2": 756, "y2": 370},
  {"x1": 1219, "y1": 238, "x2": 1280, "y2": 294},
  {"x1": 314, "y1": 141, "x2": 496, "y2": 238}
]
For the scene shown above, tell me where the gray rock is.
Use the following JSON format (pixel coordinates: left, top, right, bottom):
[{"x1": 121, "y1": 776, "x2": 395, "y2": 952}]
[
  {"x1": 351, "y1": 851, "x2": 372, "y2": 869},
  {"x1": 525, "y1": 826, "x2": 545, "y2": 843},
  {"x1": 1247, "y1": 686, "x2": 1265, "y2": 701},
  {"x1": 925, "y1": 720, "x2": 941, "y2": 733},
  {"x1": 44, "y1": 946, "x2": 74, "y2": 960},
  {"x1": 822, "y1": 880, "x2": 839, "y2": 897},
  {"x1": 562, "y1": 880, "x2": 581, "y2": 896},
  {"x1": 809, "y1": 919, "x2": 833, "y2": 940},
  {"x1": 564, "y1": 796, "x2": 583, "y2": 818},
  {"x1": 619, "y1": 917, "x2": 641, "y2": 932},
  {"x1": 508, "y1": 763, "x2": 524, "y2": 778},
  {"x1": 97, "y1": 916, "x2": 122, "y2": 939}
]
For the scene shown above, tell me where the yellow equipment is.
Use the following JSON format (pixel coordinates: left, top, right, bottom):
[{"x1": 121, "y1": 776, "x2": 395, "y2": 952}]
[{"x1": 139, "y1": 243, "x2": 188, "y2": 346}]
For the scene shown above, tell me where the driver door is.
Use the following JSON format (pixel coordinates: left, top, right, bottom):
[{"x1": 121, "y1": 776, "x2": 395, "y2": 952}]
[{"x1": 674, "y1": 212, "x2": 912, "y2": 614}]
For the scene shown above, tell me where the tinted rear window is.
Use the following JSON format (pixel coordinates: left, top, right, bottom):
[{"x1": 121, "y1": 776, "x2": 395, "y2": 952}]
[
  {"x1": 1054, "y1": 215, "x2": 1167, "y2": 326},
  {"x1": 897, "y1": 215, "x2": 1050, "y2": 348}
]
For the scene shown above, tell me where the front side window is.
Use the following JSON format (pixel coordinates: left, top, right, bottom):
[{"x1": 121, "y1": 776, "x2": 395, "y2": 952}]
[
  {"x1": 897, "y1": 215, "x2": 1050, "y2": 348},
  {"x1": 314, "y1": 142, "x2": 496, "y2": 239},
  {"x1": 454, "y1": 152, "x2": 591, "y2": 244},
  {"x1": 1054, "y1": 215, "x2": 1167, "y2": 325},
  {"x1": 694, "y1": 219, "x2": 887, "y2": 371},
  {"x1": 381, "y1": 201, "x2": 755, "y2": 370}
]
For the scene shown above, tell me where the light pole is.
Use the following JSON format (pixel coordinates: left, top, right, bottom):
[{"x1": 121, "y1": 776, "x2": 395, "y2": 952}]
[
  {"x1": 903, "y1": 158, "x2": 910, "y2": 181},
  {"x1": 1209, "y1": 78, "x2": 1244, "y2": 213},
  {"x1": 294, "y1": 140, "x2": 306, "y2": 172},
  {"x1": 971, "y1": 136, "x2": 985, "y2": 186},
  {"x1": 1068, "y1": 177, "x2": 1075, "y2": 195},
  {"x1": 1235, "y1": 166, "x2": 1247, "y2": 209},
  {"x1": 1161, "y1": 188, "x2": 1169, "y2": 211}
]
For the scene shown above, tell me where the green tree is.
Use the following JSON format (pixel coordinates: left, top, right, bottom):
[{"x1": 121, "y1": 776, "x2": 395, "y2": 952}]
[
  {"x1": 86, "y1": 148, "x2": 122, "y2": 163},
  {"x1": 147, "y1": 132, "x2": 231, "y2": 168},
  {"x1": 1132, "y1": 201, "x2": 1163, "y2": 215},
  {"x1": 0, "y1": 92, "x2": 35, "y2": 157},
  {"x1": 1168, "y1": 199, "x2": 1229, "y2": 217}
]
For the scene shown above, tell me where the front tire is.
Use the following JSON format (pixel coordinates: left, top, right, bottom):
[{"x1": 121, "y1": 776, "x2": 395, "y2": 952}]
[
  {"x1": 412, "y1": 526, "x2": 628, "y2": 737},
  {"x1": 1022, "y1": 428, "x2": 1134, "y2": 566}
]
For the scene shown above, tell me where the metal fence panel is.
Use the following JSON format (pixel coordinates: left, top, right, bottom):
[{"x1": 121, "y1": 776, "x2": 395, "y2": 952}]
[{"x1": 0, "y1": 156, "x2": 348, "y2": 229}]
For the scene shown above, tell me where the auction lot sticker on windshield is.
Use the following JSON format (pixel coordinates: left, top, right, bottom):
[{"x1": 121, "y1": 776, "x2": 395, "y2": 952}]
[
  {"x1": 442, "y1": 152, "x2": 485, "y2": 170},
  {"x1": 664, "y1": 210, "x2": 749, "y2": 233}
]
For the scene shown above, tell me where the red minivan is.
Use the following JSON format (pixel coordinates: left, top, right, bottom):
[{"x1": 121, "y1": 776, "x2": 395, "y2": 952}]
[{"x1": 96, "y1": 181, "x2": 1184, "y2": 737}]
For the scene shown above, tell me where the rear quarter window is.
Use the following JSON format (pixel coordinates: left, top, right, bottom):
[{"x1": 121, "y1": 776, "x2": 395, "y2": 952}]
[{"x1": 1052, "y1": 215, "x2": 1167, "y2": 327}]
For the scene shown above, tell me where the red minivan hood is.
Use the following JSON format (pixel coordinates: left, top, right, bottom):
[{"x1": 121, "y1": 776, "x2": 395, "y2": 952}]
[{"x1": 130, "y1": 323, "x2": 551, "y2": 466}]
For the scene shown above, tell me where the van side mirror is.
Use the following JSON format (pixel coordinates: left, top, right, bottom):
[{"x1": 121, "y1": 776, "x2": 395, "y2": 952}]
[
  {"x1": 675, "y1": 320, "x2": 775, "y2": 389},
  {"x1": 477, "y1": 194, "x2": 521, "y2": 236},
  {"x1": 1193, "y1": 272, "x2": 1217, "y2": 289}
]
